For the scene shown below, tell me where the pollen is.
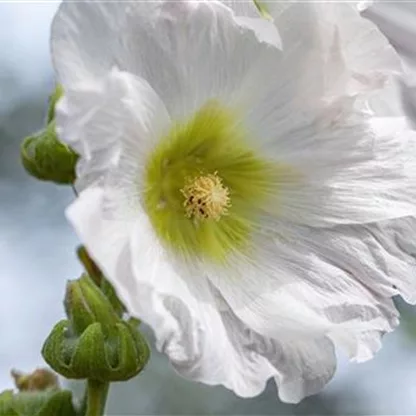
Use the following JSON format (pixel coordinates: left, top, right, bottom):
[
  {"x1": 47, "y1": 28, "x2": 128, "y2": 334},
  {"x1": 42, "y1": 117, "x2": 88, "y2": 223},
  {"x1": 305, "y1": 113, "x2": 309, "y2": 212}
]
[{"x1": 181, "y1": 172, "x2": 231, "y2": 221}]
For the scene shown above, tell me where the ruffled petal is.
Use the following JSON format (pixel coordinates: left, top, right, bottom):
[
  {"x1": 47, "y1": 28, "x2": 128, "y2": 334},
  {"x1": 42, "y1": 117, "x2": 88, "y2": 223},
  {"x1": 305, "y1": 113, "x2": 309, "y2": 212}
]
[
  {"x1": 362, "y1": 217, "x2": 416, "y2": 303},
  {"x1": 221, "y1": 310, "x2": 337, "y2": 403},
  {"x1": 205, "y1": 220, "x2": 400, "y2": 362},
  {"x1": 226, "y1": 1, "x2": 400, "y2": 84},
  {"x1": 363, "y1": 1, "x2": 416, "y2": 122},
  {"x1": 256, "y1": 110, "x2": 416, "y2": 226},
  {"x1": 56, "y1": 68, "x2": 171, "y2": 190},
  {"x1": 52, "y1": 0, "x2": 283, "y2": 122},
  {"x1": 235, "y1": 1, "x2": 403, "y2": 114},
  {"x1": 220, "y1": 0, "x2": 282, "y2": 47},
  {"x1": 360, "y1": 0, "x2": 416, "y2": 64},
  {"x1": 268, "y1": 337, "x2": 336, "y2": 403}
]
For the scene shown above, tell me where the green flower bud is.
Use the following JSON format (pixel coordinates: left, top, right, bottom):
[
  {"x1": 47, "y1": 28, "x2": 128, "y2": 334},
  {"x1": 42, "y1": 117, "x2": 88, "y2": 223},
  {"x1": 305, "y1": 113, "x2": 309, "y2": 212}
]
[
  {"x1": 42, "y1": 275, "x2": 150, "y2": 382},
  {"x1": 47, "y1": 85, "x2": 64, "y2": 124},
  {"x1": 64, "y1": 274, "x2": 120, "y2": 337},
  {"x1": 20, "y1": 121, "x2": 78, "y2": 185},
  {"x1": 100, "y1": 279, "x2": 126, "y2": 318},
  {"x1": 0, "y1": 389, "x2": 77, "y2": 416}
]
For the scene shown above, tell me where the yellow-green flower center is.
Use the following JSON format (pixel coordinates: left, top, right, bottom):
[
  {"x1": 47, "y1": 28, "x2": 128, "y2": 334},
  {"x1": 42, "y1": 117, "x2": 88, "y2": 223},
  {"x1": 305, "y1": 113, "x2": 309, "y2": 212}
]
[{"x1": 142, "y1": 101, "x2": 288, "y2": 262}]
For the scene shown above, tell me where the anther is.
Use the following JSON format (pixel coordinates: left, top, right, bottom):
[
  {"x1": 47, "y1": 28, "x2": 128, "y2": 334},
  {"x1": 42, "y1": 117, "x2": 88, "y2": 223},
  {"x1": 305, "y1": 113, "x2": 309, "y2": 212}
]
[{"x1": 181, "y1": 172, "x2": 231, "y2": 221}]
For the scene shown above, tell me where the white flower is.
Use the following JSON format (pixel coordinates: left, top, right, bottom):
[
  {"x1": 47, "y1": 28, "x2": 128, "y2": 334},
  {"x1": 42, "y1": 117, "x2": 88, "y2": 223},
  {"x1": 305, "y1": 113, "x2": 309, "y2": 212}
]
[{"x1": 52, "y1": 0, "x2": 416, "y2": 403}]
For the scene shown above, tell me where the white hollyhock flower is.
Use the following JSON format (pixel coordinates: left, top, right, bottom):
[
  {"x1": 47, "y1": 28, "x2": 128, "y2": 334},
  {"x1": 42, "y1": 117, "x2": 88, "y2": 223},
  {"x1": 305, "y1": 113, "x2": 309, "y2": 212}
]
[{"x1": 52, "y1": 0, "x2": 416, "y2": 403}]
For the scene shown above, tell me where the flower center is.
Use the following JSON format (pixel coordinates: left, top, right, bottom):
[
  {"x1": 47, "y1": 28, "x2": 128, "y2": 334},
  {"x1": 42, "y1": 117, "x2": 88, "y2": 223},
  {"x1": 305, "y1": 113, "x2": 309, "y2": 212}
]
[
  {"x1": 181, "y1": 172, "x2": 230, "y2": 221},
  {"x1": 142, "y1": 101, "x2": 289, "y2": 261}
]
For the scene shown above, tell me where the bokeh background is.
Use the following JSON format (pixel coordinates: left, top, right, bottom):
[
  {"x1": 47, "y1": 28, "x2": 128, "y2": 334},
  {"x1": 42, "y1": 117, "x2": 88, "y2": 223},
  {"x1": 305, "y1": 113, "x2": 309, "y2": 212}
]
[{"x1": 2, "y1": 2, "x2": 416, "y2": 415}]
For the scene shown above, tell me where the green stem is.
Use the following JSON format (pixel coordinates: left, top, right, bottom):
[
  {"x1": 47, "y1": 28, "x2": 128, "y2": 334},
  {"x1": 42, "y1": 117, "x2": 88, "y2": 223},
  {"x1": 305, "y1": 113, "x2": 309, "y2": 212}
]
[{"x1": 85, "y1": 380, "x2": 109, "y2": 416}]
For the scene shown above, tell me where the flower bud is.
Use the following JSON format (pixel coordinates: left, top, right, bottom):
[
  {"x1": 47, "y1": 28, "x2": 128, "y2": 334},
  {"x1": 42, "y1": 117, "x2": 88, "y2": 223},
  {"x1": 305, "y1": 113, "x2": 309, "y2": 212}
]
[
  {"x1": 20, "y1": 121, "x2": 78, "y2": 185},
  {"x1": 64, "y1": 274, "x2": 119, "y2": 336},
  {"x1": 42, "y1": 275, "x2": 150, "y2": 382}
]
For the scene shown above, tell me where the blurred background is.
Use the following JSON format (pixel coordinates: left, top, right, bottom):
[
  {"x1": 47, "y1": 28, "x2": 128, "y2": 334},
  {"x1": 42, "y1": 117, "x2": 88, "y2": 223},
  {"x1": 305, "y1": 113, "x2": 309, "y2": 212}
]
[{"x1": 2, "y1": 2, "x2": 416, "y2": 415}]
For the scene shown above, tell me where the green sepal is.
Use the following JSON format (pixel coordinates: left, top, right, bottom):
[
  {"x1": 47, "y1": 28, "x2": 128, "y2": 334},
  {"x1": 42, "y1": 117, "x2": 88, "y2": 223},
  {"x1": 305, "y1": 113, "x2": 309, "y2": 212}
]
[
  {"x1": 42, "y1": 319, "x2": 150, "y2": 382},
  {"x1": 20, "y1": 121, "x2": 78, "y2": 185},
  {"x1": 0, "y1": 389, "x2": 77, "y2": 416},
  {"x1": 100, "y1": 280, "x2": 126, "y2": 318},
  {"x1": 47, "y1": 85, "x2": 64, "y2": 124}
]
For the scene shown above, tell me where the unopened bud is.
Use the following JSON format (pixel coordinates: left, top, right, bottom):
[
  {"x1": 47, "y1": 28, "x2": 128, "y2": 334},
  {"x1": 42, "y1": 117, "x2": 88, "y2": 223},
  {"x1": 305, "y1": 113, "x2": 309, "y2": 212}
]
[
  {"x1": 20, "y1": 121, "x2": 78, "y2": 185},
  {"x1": 64, "y1": 274, "x2": 119, "y2": 336},
  {"x1": 42, "y1": 275, "x2": 150, "y2": 382}
]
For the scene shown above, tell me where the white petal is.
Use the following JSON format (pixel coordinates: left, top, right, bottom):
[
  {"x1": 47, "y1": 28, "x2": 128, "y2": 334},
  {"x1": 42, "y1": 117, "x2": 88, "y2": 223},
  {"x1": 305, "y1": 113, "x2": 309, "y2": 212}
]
[
  {"x1": 364, "y1": 1, "x2": 416, "y2": 122},
  {"x1": 221, "y1": 310, "x2": 336, "y2": 403},
  {"x1": 233, "y1": 15, "x2": 281, "y2": 47},
  {"x1": 333, "y1": 3, "x2": 399, "y2": 78},
  {"x1": 66, "y1": 187, "x2": 134, "y2": 304},
  {"x1": 258, "y1": 113, "x2": 416, "y2": 226},
  {"x1": 399, "y1": 69, "x2": 416, "y2": 129},
  {"x1": 363, "y1": 217, "x2": 416, "y2": 303},
  {"x1": 268, "y1": 336, "x2": 336, "y2": 403},
  {"x1": 221, "y1": 0, "x2": 261, "y2": 18},
  {"x1": 220, "y1": 0, "x2": 282, "y2": 47},
  {"x1": 52, "y1": 0, "x2": 281, "y2": 121},
  {"x1": 304, "y1": 221, "x2": 416, "y2": 304},
  {"x1": 56, "y1": 68, "x2": 171, "y2": 190},
  {"x1": 251, "y1": 1, "x2": 402, "y2": 115},
  {"x1": 360, "y1": 0, "x2": 416, "y2": 65},
  {"x1": 205, "y1": 221, "x2": 399, "y2": 362},
  {"x1": 264, "y1": 1, "x2": 400, "y2": 77}
]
